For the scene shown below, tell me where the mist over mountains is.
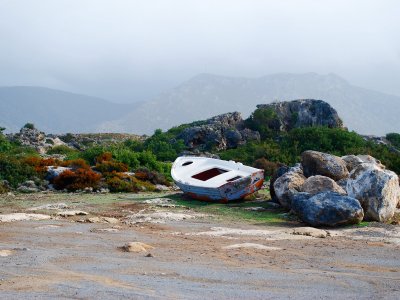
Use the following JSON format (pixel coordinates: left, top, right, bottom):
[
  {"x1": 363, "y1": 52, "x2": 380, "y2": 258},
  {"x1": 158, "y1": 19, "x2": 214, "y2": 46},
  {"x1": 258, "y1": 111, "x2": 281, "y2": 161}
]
[{"x1": 1, "y1": 73, "x2": 400, "y2": 136}]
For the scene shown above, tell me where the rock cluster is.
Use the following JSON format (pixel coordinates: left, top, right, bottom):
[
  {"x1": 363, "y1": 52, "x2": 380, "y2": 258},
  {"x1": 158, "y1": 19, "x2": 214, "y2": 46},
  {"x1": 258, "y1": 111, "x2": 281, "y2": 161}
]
[
  {"x1": 256, "y1": 99, "x2": 344, "y2": 131},
  {"x1": 177, "y1": 112, "x2": 260, "y2": 151},
  {"x1": 8, "y1": 125, "x2": 65, "y2": 154},
  {"x1": 273, "y1": 150, "x2": 400, "y2": 226}
]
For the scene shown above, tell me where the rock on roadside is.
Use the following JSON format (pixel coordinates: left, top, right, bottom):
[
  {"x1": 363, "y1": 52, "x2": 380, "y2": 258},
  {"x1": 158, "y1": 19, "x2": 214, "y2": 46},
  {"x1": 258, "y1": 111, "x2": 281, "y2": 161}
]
[
  {"x1": 346, "y1": 163, "x2": 399, "y2": 222},
  {"x1": 0, "y1": 213, "x2": 51, "y2": 223},
  {"x1": 301, "y1": 150, "x2": 349, "y2": 181},
  {"x1": 273, "y1": 166, "x2": 305, "y2": 209},
  {"x1": 121, "y1": 242, "x2": 154, "y2": 253},
  {"x1": 57, "y1": 210, "x2": 89, "y2": 217},
  {"x1": 291, "y1": 191, "x2": 364, "y2": 227},
  {"x1": 301, "y1": 175, "x2": 346, "y2": 195},
  {"x1": 292, "y1": 227, "x2": 329, "y2": 238}
]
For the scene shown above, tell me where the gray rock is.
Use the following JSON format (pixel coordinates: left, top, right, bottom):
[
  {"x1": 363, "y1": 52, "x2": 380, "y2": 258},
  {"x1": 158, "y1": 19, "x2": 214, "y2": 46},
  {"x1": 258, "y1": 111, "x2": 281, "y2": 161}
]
[
  {"x1": 273, "y1": 171, "x2": 306, "y2": 209},
  {"x1": 270, "y1": 165, "x2": 289, "y2": 202},
  {"x1": 256, "y1": 99, "x2": 343, "y2": 132},
  {"x1": 301, "y1": 150, "x2": 349, "y2": 181},
  {"x1": 46, "y1": 166, "x2": 71, "y2": 181},
  {"x1": 341, "y1": 155, "x2": 363, "y2": 172},
  {"x1": 292, "y1": 227, "x2": 328, "y2": 238},
  {"x1": 17, "y1": 180, "x2": 40, "y2": 193},
  {"x1": 155, "y1": 184, "x2": 170, "y2": 192},
  {"x1": 291, "y1": 191, "x2": 364, "y2": 227},
  {"x1": 301, "y1": 175, "x2": 346, "y2": 195},
  {"x1": 357, "y1": 155, "x2": 385, "y2": 168},
  {"x1": 177, "y1": 112, "x2": 260, "y2": 151},
  {"x1": 17, "y1": 186, "x2": 40, "y2": 193},
  {"x1": 346, "y1": 163, "x2": 399, "y2": 222}
]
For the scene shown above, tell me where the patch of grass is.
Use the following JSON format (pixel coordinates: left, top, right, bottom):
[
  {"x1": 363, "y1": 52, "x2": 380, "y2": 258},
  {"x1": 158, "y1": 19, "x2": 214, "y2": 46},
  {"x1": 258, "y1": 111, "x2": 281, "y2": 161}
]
[
  {"x1": 162, "y1": 193, "x2": 286, "y2": 224},
  {"x1": 356, "y1": 221, "x2": 370, "y2": 227}
]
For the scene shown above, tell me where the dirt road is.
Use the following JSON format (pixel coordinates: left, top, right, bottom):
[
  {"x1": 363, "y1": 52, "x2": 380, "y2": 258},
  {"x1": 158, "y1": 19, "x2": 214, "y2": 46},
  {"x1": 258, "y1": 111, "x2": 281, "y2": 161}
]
[{"x1": 0, "y1": 192, "x2": 399, "y2": 299}]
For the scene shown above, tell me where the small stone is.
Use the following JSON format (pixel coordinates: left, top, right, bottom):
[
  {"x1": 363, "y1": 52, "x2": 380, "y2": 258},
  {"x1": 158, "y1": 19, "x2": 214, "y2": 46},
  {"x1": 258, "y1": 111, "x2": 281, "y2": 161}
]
[
  {"x1": 0, "y1": 250, "x2": 14, "y2": 257},
  {"x1": 292, "y1": 227, "x2": 328, "y2": 238},
  {"x1": 0, "y1": 213, "x2": 51, "y2": 223},
  {"x1": 244, "y1": 207, "x2": 266, "y2": 212},
  {"x1": 121, "y1": 242, "x2": 154, "y2": 253},
  {"x1": 57, "y1": 210, "x2": 89, "y2": 217},
  {"x1": 145, "y1": 253, "x2": 154, "y2": 257}
]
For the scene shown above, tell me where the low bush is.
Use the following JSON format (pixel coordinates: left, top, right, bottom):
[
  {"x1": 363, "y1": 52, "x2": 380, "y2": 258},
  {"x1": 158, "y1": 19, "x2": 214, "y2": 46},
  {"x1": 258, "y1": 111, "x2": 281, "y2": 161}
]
[
  {"x1": 61, "y1": 159, "x2": 90, "y2": 170},
  {"x1": 94, "y1": 152, "x2": 129, "y2": 174},
  {"x1": 23, "y1": 156, "x2": 59, "y2": 176},
  {"x1": 253, "y1": 158, "x2": 279, "y2": 177},
  {"x1": 53, "y1": 168, "x2": 102, "y2": 191},
  {"x1": 134, "y1": 167, "x2": 169, "y2": 186},
  {"x1": 0, "y1": 154, "x2": 36, "y2": 188},
  {"x1": 47, "y1": 145, "x2": 78, "y2": 156},
  {"x1": 104, "y1": 172, "x2": 137, "y2": 193},
  {"x1": 0, "y1": 181, "x2": 9, "y2": 194}
]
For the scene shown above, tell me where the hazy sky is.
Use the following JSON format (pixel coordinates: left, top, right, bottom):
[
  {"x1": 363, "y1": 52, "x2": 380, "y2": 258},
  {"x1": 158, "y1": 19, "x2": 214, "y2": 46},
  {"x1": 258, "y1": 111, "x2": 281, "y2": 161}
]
[{"x1": 0, "y1": 0, "x2": 399, "y2": 102}]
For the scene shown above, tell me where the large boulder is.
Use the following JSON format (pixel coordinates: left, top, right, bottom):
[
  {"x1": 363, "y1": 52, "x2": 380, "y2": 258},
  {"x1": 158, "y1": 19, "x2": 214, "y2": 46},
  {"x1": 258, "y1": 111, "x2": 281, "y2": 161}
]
[
  {"x1": 177, "y1": 112, "x2": 260, "y2": 151},
  {"x1": 341, "y1": 155, "x2": 363, "y2": 172},
  {"x1": 301, "y1": 150, "x2": 349, "y2": 181},
  {"x1": 301, "y1": 175, "x2": 346, "y2": 195},
  {"x1": 273, "y1": 165, "x2": 305, "y2": 209},
  {"x1": 46, "y1": 166, "x2": 71, "y2": 181},
  {"x1": 346, "y1": 163, "x2": 399, "y2": 222},
  {"x1": 269, "y1": 165, "x2": 289, "y2": 202},
  {"x1": 291, "y1": 191, "x2": 364, "y2": 227},
  {"x1": 256, "y1": 99, "x2": 343, "y2": 132}
]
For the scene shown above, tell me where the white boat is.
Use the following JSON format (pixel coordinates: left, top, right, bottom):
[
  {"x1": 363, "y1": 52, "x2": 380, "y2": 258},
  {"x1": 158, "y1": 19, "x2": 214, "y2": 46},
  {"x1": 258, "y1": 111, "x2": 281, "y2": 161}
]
[{"x1": 171, "y1": 156, "x2": 264, "y2": 202}]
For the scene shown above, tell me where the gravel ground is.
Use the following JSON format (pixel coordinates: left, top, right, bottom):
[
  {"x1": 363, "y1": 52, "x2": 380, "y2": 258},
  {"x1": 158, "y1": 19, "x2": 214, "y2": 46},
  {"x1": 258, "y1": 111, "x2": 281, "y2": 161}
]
[{"x1": 0, "y1": 193, "x2": 399, "y2": 299}]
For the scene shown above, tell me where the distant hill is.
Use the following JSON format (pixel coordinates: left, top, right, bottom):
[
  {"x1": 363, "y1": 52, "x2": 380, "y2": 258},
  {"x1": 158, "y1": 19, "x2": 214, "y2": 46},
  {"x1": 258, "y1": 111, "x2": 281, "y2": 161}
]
[
  {"x1": 0, "y1": 86, "x2": 138, "y2": 133},
  {"x1": 100, "y1": 73, "x2": 400, "y2": 135},
  {"x1": 2, "y1": 73, "x2": 400, "y2": 135}
]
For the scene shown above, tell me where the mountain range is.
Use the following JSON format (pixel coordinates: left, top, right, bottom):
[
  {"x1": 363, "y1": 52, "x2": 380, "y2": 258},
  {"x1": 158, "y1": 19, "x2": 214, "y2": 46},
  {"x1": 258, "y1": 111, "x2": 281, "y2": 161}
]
[{"x1": 1, "y1": 73, "x2": 400, "y2": 135}]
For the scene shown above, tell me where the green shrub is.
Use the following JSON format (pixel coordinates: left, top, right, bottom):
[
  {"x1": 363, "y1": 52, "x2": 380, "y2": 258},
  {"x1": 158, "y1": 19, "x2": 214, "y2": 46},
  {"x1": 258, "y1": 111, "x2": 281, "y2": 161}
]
[
  {"x1": 47, "y1": 145, "x2": 77, "y2": 156},
  {"x1": 95, "y1": 152, "x2": 129, "y2": 174},
  {"x1": 0, "y1": 154, "x2": 37, "y2": 188},
  {"x1": 23, "y1": 123, "x2": 35, "y2": 130},
  {"x1": 0, "y1": 181, "x2": 9, "y2": 194},
  {"x1": 386, "y1": 133, "x2": 400, "y2": 149}
]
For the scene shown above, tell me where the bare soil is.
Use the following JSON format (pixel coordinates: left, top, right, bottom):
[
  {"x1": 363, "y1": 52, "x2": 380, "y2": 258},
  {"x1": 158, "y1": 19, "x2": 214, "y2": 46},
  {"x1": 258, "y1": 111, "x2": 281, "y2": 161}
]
[{"x1": 0, "y1": 192, "x2": 399, "y2": 299}]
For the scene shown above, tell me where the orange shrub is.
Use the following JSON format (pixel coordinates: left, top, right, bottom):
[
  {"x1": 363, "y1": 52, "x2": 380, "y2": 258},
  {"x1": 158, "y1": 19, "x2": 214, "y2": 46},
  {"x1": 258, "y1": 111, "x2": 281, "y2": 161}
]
[
  {"x1": 96, "y1": 152, "x2": 113, "y2": 163},
  {"x1": 23, "y1": 156, "x2": 60, "y2": 176},
  {"x1": 95, "y1": 161, "x2": 128, "y2": 174},
  {"x1": 53, "y1": 168, "x2": 101, "y2": 191},
  {"x1": 61, "y1": 159, "x2": 90, "y2": 170}
]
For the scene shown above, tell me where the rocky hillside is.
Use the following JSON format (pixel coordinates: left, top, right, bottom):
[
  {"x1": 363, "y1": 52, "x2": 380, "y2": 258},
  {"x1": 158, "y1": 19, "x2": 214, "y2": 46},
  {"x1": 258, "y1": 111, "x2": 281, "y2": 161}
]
[
  {"x1": 101, "y1": 73, "x2": 400, "y2": 135},
  {"x1": 2, "y1": 73, "x2": 400, "y2": 136}
]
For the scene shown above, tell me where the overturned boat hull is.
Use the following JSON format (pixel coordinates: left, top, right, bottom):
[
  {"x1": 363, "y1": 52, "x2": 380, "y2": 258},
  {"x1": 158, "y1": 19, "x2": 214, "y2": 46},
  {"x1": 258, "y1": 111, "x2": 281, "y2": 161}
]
[{"x1": 171, "y1": 156, "x2": 264, "y2": 202}]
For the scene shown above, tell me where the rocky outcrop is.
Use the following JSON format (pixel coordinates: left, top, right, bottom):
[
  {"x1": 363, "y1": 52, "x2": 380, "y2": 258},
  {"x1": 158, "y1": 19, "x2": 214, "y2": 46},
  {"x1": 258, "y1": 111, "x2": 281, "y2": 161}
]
[
  {"x1": 346, "y1": 163, "x2": 399, "y2": 222},
  {"x1": 8, "y1": 125, "x2": 66, "y2": 154},
  {"x1": 256, "y1": 99, "x2": 343, "y2": 132},
  {"x1": 301, "y1": 150, "x2": 349, "y2": 181},
  {"x1": 301, "y1": 175, "x2": 346, "y2": 195},
  {"x1": 291, "y1": 192, "x2": 364, "y2": 227},
  {"x1": 178, "y1": 112, "x2": 260, "y2": 151},
  {"x1": 273, "y1": 150, "x2": 400, "y2": 225},
  {"x1": 273, "y1": 164, "x2": 305, "y2": 209}
]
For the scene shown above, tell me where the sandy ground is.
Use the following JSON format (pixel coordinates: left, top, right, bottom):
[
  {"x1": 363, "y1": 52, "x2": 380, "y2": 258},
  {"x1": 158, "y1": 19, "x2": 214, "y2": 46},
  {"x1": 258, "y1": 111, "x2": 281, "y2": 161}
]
[{"x1": 1, "y1": 192, "x2": 400, "y2": 299}]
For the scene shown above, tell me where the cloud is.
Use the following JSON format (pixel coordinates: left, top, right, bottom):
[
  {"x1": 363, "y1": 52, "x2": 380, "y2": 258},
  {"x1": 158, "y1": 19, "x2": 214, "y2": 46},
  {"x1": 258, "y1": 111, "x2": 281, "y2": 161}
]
[{"x1": 0, "y1": 0, "x2": 399, "y2": 101}]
